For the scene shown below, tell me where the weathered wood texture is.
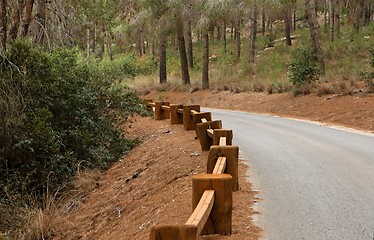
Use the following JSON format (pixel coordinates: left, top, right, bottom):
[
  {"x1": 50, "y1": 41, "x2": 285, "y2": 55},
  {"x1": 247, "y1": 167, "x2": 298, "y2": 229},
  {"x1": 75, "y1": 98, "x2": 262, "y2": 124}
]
[
  {"x1": 185, "y1": 190, "x2": 215, "y2": 234},
  {"x1": 183, "y1": 105, "x2": 200, "y2": 130},
  {"x1": 196, "y1": 120, "x2": 223, "y2": 151},
  {"x1": 170, "y1": 104, "x2": 184, "y2": 125},
  {"x1": 149, "y1": 225, "x2": 198, "y2": 240},
  {"x1": 192, "y1": 174, "x2": 233, "y2": 236},
  {"x1": 213, "y1": 129, "x2": 233, "y2": 146},
  {"x1": 208, "y1": 146, "x2": 239, "y2": 191},
  {"x1": 212, "y1": 157, "x2": 227, "y2": 174}
]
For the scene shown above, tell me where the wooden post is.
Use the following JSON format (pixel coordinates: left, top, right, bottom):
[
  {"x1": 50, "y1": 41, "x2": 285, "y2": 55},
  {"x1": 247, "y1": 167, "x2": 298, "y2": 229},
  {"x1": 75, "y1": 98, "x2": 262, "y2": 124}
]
[
  {"x1": 192, "y1": 112, "x2": 212, "y2": 129},
  {"x1": 155, "y1": 102, "x2": 163, "y2": 120},
  {"x1": 162, "y1": 102, "x2": 170, "y2": 119},
  {"x1": 192, "y1": 174, "x2": 233, "y2": 236},
  {"x1": 207, "y1": 146, "x2": 239, "y2": 192},
  {"x1": 183, "y1": 105, "x2": 200, "y2": 131},
  {"x1": 213, "y1": 129, "x2": 233, "y2": 146},
  {"x1": 196, "y1": 120, "x2": 222, "y2": 151},
  {"x1": 170, "y1": 104, "x2": 183, "y2": 125},
  {"x1": 149, "y1": 225, "x2": 198, "y2": 240}
]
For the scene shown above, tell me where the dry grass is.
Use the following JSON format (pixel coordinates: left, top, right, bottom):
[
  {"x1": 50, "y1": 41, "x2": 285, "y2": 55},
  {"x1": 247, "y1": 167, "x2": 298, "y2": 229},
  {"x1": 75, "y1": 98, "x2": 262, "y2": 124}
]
[{"x1": 3, "y1": 168, "x2": 102, "y2": 240}]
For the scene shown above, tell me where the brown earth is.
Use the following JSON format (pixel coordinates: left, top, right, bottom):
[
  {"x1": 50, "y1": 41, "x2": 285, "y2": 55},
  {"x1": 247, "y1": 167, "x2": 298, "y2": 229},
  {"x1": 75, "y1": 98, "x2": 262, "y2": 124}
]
[
  {"x1": 144, "y1": 90, "x2": 374, "y2": 133},
  {"x1": 51, "y1": 91, "x2": 373, "y2": 240},
  {"x1": 52, "y1": 115, "x2": 261, "y2": 240}
]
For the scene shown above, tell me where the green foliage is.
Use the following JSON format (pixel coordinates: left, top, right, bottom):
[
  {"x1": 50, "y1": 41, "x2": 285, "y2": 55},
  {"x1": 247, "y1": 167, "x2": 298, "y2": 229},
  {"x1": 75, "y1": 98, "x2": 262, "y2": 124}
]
[
  {"x1": 0, "y1": 40, "x2": 150, "y2": 232},
  {"x1": 371, "y1": 48, "x2": 374, "y2": 69},
  {"x1": 288, "y1": 46, "x2": 320, "y2": 86}
]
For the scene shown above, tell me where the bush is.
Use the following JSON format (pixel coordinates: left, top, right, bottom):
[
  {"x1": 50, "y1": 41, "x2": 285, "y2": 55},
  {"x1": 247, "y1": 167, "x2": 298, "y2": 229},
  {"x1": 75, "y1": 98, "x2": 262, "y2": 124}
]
[
  {"x1": 0, "y1": 41, "x2": 150, "y2": 233},
  {"x1": 288, "y1": 46, "x2": 320, "y2": 86}
]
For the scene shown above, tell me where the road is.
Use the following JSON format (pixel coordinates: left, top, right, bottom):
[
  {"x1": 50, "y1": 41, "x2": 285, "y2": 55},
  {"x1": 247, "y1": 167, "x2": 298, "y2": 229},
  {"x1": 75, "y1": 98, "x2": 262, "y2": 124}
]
[{"x1": 207, "y1": 108, "x2": 374, "y2": 240}]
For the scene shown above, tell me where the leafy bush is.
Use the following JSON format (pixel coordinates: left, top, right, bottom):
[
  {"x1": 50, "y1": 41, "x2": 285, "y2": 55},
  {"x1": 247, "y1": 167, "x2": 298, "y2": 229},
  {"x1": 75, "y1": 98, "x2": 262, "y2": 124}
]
[
  {"x1": 0, "y1": 41, "x2": 150, "y2": 233},
  {"x1": 370, "y1": 48, "x2": 374, "y2": 69},
  {"x1": 288, "y1": 46, "x2": 320, "y2": 87}
]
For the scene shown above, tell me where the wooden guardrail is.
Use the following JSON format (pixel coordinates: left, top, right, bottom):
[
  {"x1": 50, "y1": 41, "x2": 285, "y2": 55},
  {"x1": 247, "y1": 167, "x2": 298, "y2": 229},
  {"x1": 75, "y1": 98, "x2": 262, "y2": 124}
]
[{"x1": 146, "y1": 100, "x2": 239, "y2": 240}]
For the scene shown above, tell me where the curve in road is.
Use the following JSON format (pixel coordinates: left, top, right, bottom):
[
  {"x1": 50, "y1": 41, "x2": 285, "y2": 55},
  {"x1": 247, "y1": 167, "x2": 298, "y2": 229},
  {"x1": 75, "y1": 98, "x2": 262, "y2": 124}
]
[{"x1": 207, "y1": 108, "x2": 374, "y2": 240}]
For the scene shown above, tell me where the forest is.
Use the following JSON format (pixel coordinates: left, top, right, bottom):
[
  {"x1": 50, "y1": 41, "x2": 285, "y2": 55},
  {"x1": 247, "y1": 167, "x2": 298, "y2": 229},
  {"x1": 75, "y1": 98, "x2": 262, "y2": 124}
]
[{"x1": 0, "y1": 0, "x2": 373, "y2": 239}]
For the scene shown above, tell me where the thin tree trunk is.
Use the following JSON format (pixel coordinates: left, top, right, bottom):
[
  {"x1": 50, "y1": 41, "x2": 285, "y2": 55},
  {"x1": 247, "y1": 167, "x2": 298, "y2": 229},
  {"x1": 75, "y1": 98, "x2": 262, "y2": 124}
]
[
  {"x1": 324, "y1": 0, "x2": 328, "y2": 29},
  {"x1": 329, "y1": 0, "x2": 335, "y2": 42},
  {"x1": 236, "y1": 20, "x2": 241, "y2": 60},
  {"x1": 202, "y1": 33, "x2": 209, "y2": 89},
  {"x1": 0, "y1": 0, "x2": 6, "y2": 52},
  {"x1": 19, "y1": 0, "x2": 34, "y2": 38},
  {"x1": 217, "y1": 23, "x2": 221, "y2": 41},
  {"x1": 159, "y1": 32, "x2": 167, "y2": 84},
  {"x1": 185, "y1": 20, "x2": 194, "y2": 69},
  {"x1": 293, "y1": 8, "x2": 297, "y2": 31},
  {"x1": 250, "y1": 5, "x2": 258, "y2": 63},
  {"x1": 262, "y1": 9, "x2": 266, "y2": 35},
  {"x1": 353, "y1": 0, "x2": 364, "y2": 31},
  {"x1": 137, "y1": 31, "x2": 142, "y2": 56},
  {"x1": 107, "y1": 29, "x2": 113, "y2": 61},
  {"x1": 86, "y1": 28, "x2": 90, "y2": 58},
  {"x1": 231, "y1": 22, "x2": 234, "y2": 40},
  {"x1": 284, "y1": 4, "x2": 292, "y2": 46},
  {"x1": 33, "y1": 0, "x2": 46, "y2": 45},
  {"x1": 223, "y1": 21, "x2": 227, "y2": 53},
  {"x1": 177, "y1": 23, "x2": 190, "y2": 85},
  {"x1": 306, "y1": 0, "x2": 325, "y2": 75},
  {"x1": 335, "y1": 0, "x2": 340, "y2": 36},
  {"x1": 9, "y1": 0, "x2": 25, "y2": 41},
  {"x1": 97, "y1": 25, "x2": 105, "y2": 60}
]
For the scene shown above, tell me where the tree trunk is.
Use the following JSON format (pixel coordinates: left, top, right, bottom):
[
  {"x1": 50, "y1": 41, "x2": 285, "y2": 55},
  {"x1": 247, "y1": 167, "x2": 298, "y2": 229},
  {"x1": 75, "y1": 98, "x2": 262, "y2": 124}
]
[
  {"x1": 177, "y1": 23, "x2": 190, "y2": 85},
  {"x1": 262, "y1": 9, "x2": 266, "y2": 35},
  {"x1": 19, "y1": 0, "x2": 34, "y2": 38},
  {"x1": 335, "y1": 0, "x2": 340, "y2": 36},
  {"x1": 202, "y1": 33, "x2": 209, "y2": 89},
  {"x1": 329, "y1": 0, "x2": 335, "y2": 42},
  {"x1": 363, "y1": 0, "x2": 371, "y2": 26},
  {"x1": 353, "y1": 0, "x2": 364, "y2": 31},
  {"x1": 293, "y1": 8, "x2": 297, "y2": 31},
  {"x1": 107, "y1": 29, "x2": 113, "y2": 61},
  {"x1": 9, "y1": 0, "x2": 25, "y2": 41},
  {"x1": 185, "y1": 20, "x2": 194, "y2": 69},
  {"x1": 0, "y1": 0, "x2": 6, "y2": 52},
  {"x1": 324, "y1": 0, "x2": 328, "y2": 29},
  {"x1": 216, "y1": 23, "x2": 221, "y2": 41},
  {"x1": 306, "y1": 0, "x2": 325, "y2": 75},
  {"x1": 236, "y1": 20, "x2": 241, "y2": 60},
  {"x1": 223, "y1": 21, "x2": 227, "y2": 53},
  {"x1": 284, "y1": 4, "x2": 292, "y2": 46},
  {"x1": 250, "y1": 5, "x2": 258, "y2": 63},
  {"x1": 159, "y1": 32, "x2": 167, "y2": 84},
  {"x1": 33, "y1": 0, "x2": 46, "y2": 45},
  {"x1": 231, "y1": 22, "x2": 234, "y2": 40},
  {"x1": 137, "y1": 31, "x2": 142, "y2": 56},
  {"x1": 86, "y1": 28, "x2": 90, "y2": 58}
]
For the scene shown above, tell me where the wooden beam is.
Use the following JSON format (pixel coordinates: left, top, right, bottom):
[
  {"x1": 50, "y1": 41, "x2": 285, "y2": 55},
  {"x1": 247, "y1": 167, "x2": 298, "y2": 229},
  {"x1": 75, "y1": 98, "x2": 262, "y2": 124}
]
[
  {"x1": 207, "y1": 129, "x2": 214, "y2": 139},
  {"x1": 190, "y1": 110, "x2": 199, "y2": 115},
  {"x1": 212, "y1": 157, "x2": 226, "y2": 174},
  {"x1": 161, "y1": 105, "x2": 171, "y2": 110},
  {"x1": 186, "y1": 190, "x2": 215, "y2": 235},
  {"x1": 219, "y1": 137, "x2": 227, "y2": 146}
]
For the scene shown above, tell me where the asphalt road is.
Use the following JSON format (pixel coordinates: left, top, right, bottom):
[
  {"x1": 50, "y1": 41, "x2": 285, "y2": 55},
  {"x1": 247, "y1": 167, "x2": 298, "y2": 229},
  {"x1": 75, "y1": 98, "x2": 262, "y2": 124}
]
[{"x1": 207, "y1": 108, "x2": 374, "y2": 240}]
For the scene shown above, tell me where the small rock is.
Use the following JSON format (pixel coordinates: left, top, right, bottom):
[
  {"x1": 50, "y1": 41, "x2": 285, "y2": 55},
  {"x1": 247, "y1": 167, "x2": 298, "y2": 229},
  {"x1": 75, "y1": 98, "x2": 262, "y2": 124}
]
[{"x1": 190, "y1": 152, "x2": 201, "y2": 157}]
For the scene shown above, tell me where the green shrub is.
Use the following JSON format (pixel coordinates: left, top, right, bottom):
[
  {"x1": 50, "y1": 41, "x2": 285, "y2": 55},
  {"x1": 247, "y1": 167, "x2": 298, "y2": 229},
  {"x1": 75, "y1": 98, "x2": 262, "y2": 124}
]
[
  {"x1": 288, "y1": 46, "x2": 320, "y2": 86},
  {"x1": 0, "y1": 40, "x2": 150, "y2": 232}
]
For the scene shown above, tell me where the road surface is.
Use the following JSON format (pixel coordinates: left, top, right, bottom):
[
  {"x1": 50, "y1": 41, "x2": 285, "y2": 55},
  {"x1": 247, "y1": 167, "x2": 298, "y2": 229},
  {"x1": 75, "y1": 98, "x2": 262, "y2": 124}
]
[{"x1": 208, "y1": 108, "x2": 374, "y2": 240}]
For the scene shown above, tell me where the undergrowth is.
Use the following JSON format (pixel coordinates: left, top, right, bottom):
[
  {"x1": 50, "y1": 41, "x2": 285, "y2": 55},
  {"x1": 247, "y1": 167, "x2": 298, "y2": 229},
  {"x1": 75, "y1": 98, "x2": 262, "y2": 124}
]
[{"x1": 0, "y1": 40, "x2": 151, "y2": 239}]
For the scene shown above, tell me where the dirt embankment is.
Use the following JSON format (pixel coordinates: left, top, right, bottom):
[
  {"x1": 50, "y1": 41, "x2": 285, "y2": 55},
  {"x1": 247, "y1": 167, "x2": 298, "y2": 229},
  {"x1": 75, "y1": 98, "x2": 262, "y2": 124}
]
[
  {"x1": 52, "y1": 116, "x2": 261, "y2": 240},
  {"x1": 145, "y1": 90, "x2": 374, "y2": 133}
]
